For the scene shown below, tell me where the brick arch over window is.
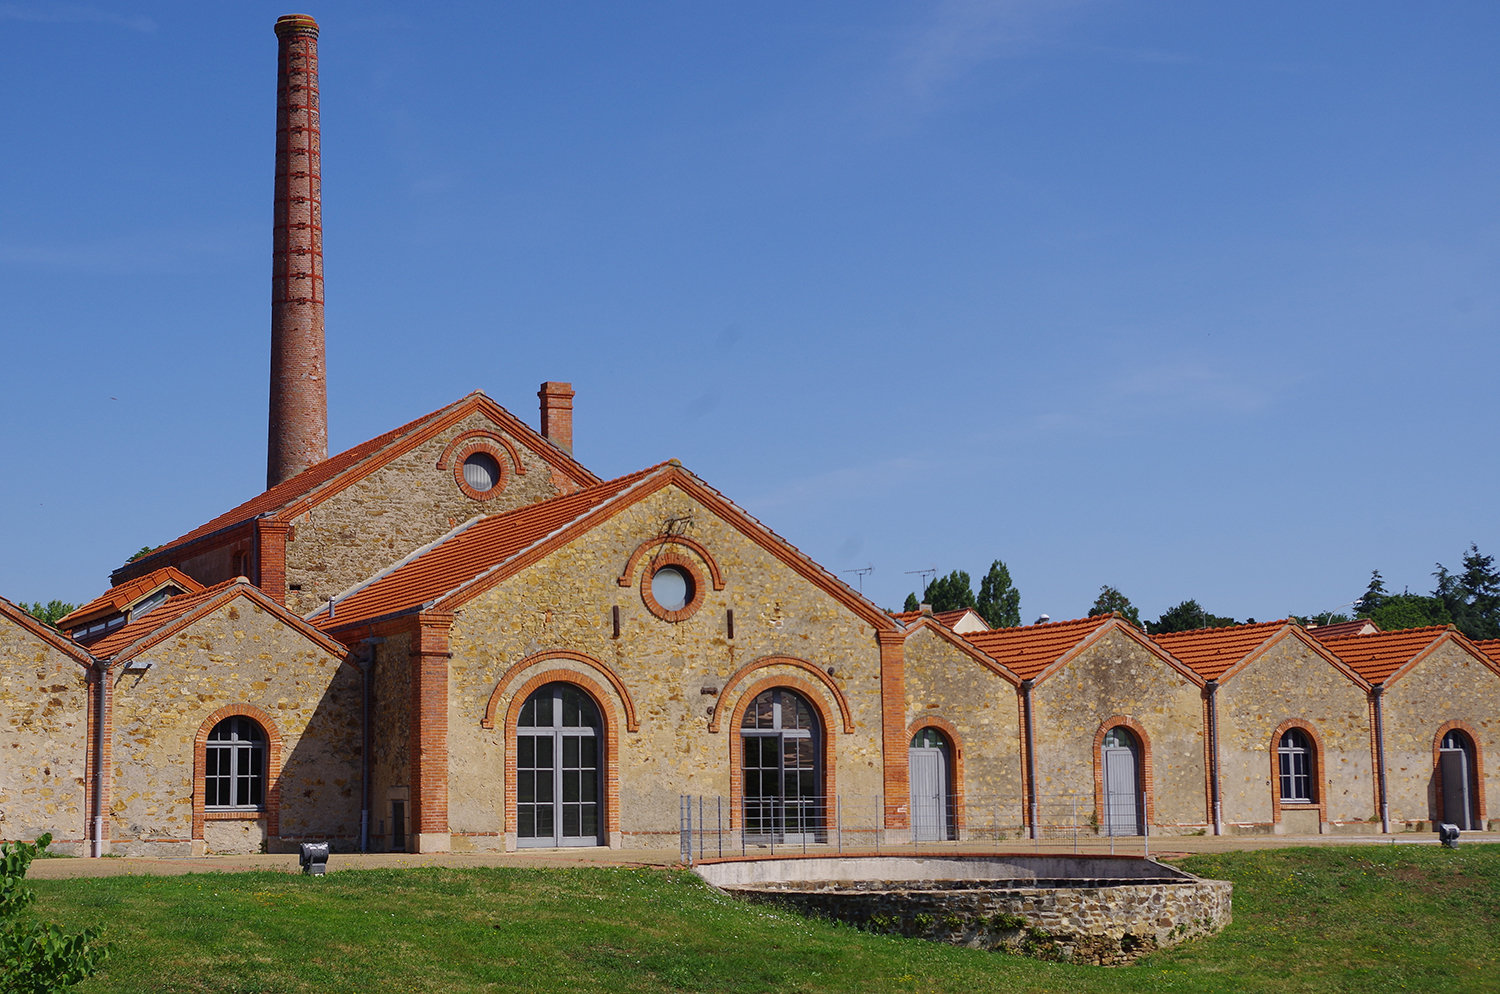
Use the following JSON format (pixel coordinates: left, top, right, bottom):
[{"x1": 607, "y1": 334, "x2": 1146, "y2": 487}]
[
  {"x1": 1092, "y1": 715, "x2": 1155, "y2": 828},
  {"x1": 710, "y1": 656, "x2": 853, "y2": 733},
  {"x1": 617, "y1": 536, "x2": 726, "y2": 591},
  {"x1": 482, "y1": 649, "x2": 639, "y2": 732},
  {"x1": 726, "y1": 675, "x2": 839, "y2": 831},
  {"x1": 1269, "y1": 718, "x2": 1327, "y2": 826},
  {"x1": 193, "y1": 704, "x2": 283, "y2": 843},
  {"x1": 435, "y1": 430, "x2": 526, "y2": 476},
  {"x1": 501, "y1": 670, "x2": 621, "y2": 841},
  {"x1": 1432, "y1": 719, "x2": 1487, "y2": 826},
  {"x1": 906, "y1": 715, "x2": 967, "y2": 835}
]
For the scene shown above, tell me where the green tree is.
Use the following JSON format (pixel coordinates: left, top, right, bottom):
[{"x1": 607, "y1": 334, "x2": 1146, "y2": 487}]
[
  {"x1": 23, "y1": 602, "x2": 76, "y2": 630},
  {"x1": 1088, "y1": 586, "x2": 1141, "y2": 628},
  {"x1": 1433, "y1": 544, "x2": 1500, "y2": 640},
  {"x1": 976, "y1": 560, "x2": 1022, "y2": 629},
  {"x1": 924, "y1": 570, "x2": 976, "y2": 613},
  {"x1": 1356, "y1": 567, "x2": 1455, "y2": 633},
  {"x1": 1147, "y1": 599, "x2": 1235, "y2": 635},
  {"x1": 0, "y1": 834, "x2": 112, "y2": 993},
  {"x1": 126, "y1": 546, "x2": 158, "y2": 563},
  {"x1": 902, "y1": 592, "x2": 920, "y2": 613}
]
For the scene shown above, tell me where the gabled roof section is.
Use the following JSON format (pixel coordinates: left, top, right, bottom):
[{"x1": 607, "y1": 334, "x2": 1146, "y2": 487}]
[
  {"x1": 113, "y1": 391, "x2": 601, "y2": 583},
  {"x1": 900, "y1": 615, "x2": 1019, "y2": 686},
  {"x1": 89, "y1": 579, "x2": 351, "y2": 663},
  {"x1": 1475, "y1": 639, "x2": 1500, "y2": 668},
  {"x1": 0, "y1": 595, "x2": 93, "y2": 666},
  {"x1": 313, "y1": 461, "x2": 902, "y2": 634},
  {"x1": 58, "y1": 567, "x2": 205, "y2": 630},
  {"x1": 1152, "y1": 619, "x2": 1371, "y2": 689},
  {"x1": 1307, "y1": 618, "x2": 1380, "y2": 640},
  {"x1": 892, "y1": 608, "x2": 990, "y2": 633},
  {"x1": 963, "y1": 614, "x2": 1204, "y2": 687},
  {"x1": 1320, "y1": 626, "x2": 1500, "y2": 685}
]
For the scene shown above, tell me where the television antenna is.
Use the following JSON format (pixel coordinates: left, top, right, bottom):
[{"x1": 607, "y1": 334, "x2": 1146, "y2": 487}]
[
  {"x1": 905, "y1": 567, "x2": 937, "y2": 598},
  {"x1": 842, "y1": 565, "x2": 873, "y2": 594}
]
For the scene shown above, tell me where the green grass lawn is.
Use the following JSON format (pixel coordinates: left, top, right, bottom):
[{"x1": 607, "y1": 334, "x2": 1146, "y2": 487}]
[{"x1": 22, "y1": 844, "x2": 1500, "y2": 993}]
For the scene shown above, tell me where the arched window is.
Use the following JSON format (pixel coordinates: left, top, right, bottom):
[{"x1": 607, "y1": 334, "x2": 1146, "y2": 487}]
[
  {"x1": 1100, "y1": 725, "x2": 1141, "y2": 836},
  {"x1": 741, "y1": 688, "x2": 821, "y2": 843},
  {"x1": 1439, "y1": 729, "x2": 1478, "y2": 831},
  {"x1": 206, "y1": 717, "x2": 266, "y2": 810},
  {"x1": 1278, "y1": 728, "x2": 1314, "y2": 804},
  {"x1": 517, "y1": 683, "x2": 602, "y2": 847},
  {"x1": 909, "y1": 728, "x2": 953, "y2": 842}
]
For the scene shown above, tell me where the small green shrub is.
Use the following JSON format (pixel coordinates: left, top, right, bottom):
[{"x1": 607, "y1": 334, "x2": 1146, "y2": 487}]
[{"x1": 0, "y1": 834, "x2": 112, "y2": 994}]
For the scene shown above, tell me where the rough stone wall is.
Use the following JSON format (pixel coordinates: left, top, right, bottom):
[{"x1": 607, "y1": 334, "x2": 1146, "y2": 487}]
[
  {"x1": 1381, "y1": 642, "x2": 1500, "y2": 830},
  {"x1": 284, "y1": 411, "x2": 567, "y2": 615},
  {"x1": 902, "y1": 627, "x2": 1022, "y2": 822},
  {"x1": 444, "y1": 482, "x2": 889, "y2": 849},
  {"x1": 1032, "y1": 630, "x2": 1207, "y2": 832},
  {"x1": 1217, "y1": 637, "x2": 1376, "y2": 831},
  {"x1": 0, "y1": 617, "x2": 89, "y2": 853},
  {"x1": 732, "y1": 879, "x2": 1232, "y2": 965},
  {"x1": 367, "y1": 629, "x2": 412, "y2": 850},
  {"x1": 107, "y1": 597, "x2": 360, "y2": 855}
]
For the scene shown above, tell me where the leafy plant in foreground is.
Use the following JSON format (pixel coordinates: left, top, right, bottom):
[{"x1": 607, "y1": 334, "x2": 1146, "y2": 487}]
[{"x1": 0, "y1": 835, "x2": 111, "y2": 994}]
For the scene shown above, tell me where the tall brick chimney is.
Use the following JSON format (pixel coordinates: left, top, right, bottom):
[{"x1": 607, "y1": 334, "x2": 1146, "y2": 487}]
[
  {"x1": 267, "y1": 13, "x2": 328, "y2": 489},
  {"x1": 538, "y1": 382, "x2": 575, "y2": 454}
]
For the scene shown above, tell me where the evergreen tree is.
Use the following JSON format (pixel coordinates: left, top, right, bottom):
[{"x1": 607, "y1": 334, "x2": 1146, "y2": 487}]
[
  {"x1": 1433, "y1": 544, "x2": 1500, "y2": 640},
  {"x1": 1147, "y1": 599, "x2": 1235, "y2": 635},
  {"x1": 1088, "y1": 586, "x2": 1141, "y2": 628},
  {"x1": 24, "y1": 601, "x2": 76, "y2": 630},
  {"x1": 902, "y1": 592, "x2": 920, "y2": 613},
  {"x1": 976, "y1": 560, "x2": 1022, "y2": 629},
  {"x1": 925, "y1": 570, "x2": 976, "y2": 613},
  {"x1": 1357, "y1": 570, "x2": 1389, "y2": 616}
]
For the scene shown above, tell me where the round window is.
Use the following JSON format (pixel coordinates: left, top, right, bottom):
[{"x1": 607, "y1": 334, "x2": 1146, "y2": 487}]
[
  {"x1": 650, "y1": 566, "x2": 693, "y2": 612},
  {"x1": 462, "y1": 452, "x2": 501, "y2": 493}
]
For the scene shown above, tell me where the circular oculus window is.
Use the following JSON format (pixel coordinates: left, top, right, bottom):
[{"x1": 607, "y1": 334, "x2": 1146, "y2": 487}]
[
  {"x1": 455, "y1": 446, "x2": 507, "y2": 500},
  {"x1": 651, "y1": 566, "x2": 692, "y2": 611},
  {"x1": 640, "y1": 553, "x2": 705, "y2": 622}
]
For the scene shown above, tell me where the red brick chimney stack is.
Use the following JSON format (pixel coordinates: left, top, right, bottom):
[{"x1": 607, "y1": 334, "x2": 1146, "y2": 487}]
[
  {"x1": 267, "y1": 13, "x2": 328, "y2": 489},
  {"x1": 538, "y1": 382, "x2": 575, "y2": 454}
]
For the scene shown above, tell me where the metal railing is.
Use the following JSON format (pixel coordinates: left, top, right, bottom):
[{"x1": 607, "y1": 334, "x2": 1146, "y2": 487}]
[{"x1": 679, "y1": 792, "x2": 1155, "y2": 865}]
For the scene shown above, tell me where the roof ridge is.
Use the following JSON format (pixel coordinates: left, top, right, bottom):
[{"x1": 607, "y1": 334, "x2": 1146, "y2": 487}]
[
  {"x1": 305, "y1": 513, "x2": 490, "y2": 621},
  {"x1": 1320, "y1": 624, "x2": 1451, "y2": 642}
]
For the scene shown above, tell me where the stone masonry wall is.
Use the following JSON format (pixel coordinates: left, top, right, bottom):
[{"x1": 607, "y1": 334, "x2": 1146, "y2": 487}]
[
  {"x1": 284, "y1": 411, "x2": 566, "y2": 615},
  {"x1": 0, "y1": 616, "x2": 89, "y2": 852},
  {"x1": 1032, "y1": 630, "x2": 1208, "y2": 832},
  {"x1": 902, "y1": 627, "x2": 1022, "y2": 824},
  {"x1": 367, "y1": 629, "x2": 412, "y2": 850},
  {"x1": 1381, "y1": 641, "x2": 1500, "y2": 830},
  {"x1": 444, "y1": 482, "x2": 889, "y2": 850},
  {"x1": 1217, "y1": 636, "x2": 1377, "y2": 832},
  {"x1": 108, "y1": 596, "x2": 360, "y2": 855}
]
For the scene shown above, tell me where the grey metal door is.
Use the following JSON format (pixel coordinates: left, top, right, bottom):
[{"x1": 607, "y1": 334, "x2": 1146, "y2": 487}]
[
  {"x1": 1102, "y1": 727, "x2": 1140, "y2": 836},
  {"x1": 909, "y1": 747, "x2": 948, "y2": 841},
  {"x1": 1441, "y1": 747, "x2": 1473, "y2": 830},
  {"x1": 517, "y1": 683, "x2": 602, "y2": 847}
]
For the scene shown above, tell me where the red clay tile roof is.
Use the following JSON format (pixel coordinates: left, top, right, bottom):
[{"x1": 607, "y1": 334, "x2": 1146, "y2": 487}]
[
  {"x1": 1475, "y1": 639, "x2": 1500, "y2": 667},
  {"x1": 57, "y1": 567, "x2": 205, "y2": 630},
  {"x1": 1307, "y1": 619, "x2": 1380, "y2": 640},
  {"x1": 116, "y1": 392, "x2": 600, "y2": 579},
  {"x1": 961, "y1": 615, "x2": 1113, "y2": 681},
  {"x1": 1150, "y1": 620, "x2": 1290, "y2": 681},
  {"x1": 1318, "y1": 626, "x2": 1454, "y2": 684},
  {"x1": 892, "y1": 608, "x2": 986, "y2": 629},
  {"x1": 310, "y1": 464, "x2": 670, "y2": 629},
  {"x1": 86, "y1": 579, "x2": 244, "y2": 658}
]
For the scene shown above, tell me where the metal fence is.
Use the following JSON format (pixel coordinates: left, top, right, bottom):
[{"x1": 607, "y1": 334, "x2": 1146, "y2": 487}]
[{"x1": 678, "y1": 793, "x2": 1154, "y2": 865}]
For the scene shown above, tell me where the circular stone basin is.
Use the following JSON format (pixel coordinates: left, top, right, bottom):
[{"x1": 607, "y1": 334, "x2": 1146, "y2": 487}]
[{"x1": 693, "y1": 854, "x2": 1231, "y2": 966}]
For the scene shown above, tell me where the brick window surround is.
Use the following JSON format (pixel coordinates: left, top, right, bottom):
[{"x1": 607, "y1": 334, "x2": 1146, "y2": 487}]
[
  {"x1": 709, "y1": 655, "x2": 853, "y2": 733},
  {"x1": 193, "y1": 704, "x2": 284, "y2": 843},
  {"x1": 726, "y1": 675, "x2": 838, "y2": 831},
  {"x1": 637, "y1": 552, "x2": 707, "y2": 623},
  {"x1": 436, "y1": 430, "x2": 526, "y2": 478},
  {"x1": 1432, "y1": 719, "x2": 1487, "y2": 826},
  {"x1": 482, "y1": 649, "x2": 639, "y2": 732},
  {"x1": 500, "y1": 669, "x2": 622, "y2": 841},
  {"x1": 906, "y1": 715, "x2": 966, "y2": 836},
  {"x1": 1269, "y1": 718, "x2": 1327, "y2": 827},
  {"x1": 450, "y1": 440, "x2": 512, "y2": 502},
  {"x1": 1092, "y1": 715, "x2": 1155, "y2": 829},
  {"x1": 617, "y1": 535, "x2": 726, "y2": 591}
]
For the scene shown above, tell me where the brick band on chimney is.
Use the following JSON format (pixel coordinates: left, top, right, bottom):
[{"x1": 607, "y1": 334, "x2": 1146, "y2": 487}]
[
  {"x1": 539, "y1": 382, "x2": 575, "y2": 454},
  {"x1": 268, "y1": 13, "x2": 328, "y2": 489}
]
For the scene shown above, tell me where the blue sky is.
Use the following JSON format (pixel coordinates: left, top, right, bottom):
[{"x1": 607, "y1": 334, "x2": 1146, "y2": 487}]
[{"x1": 2, "y1": 1, "x2": 1496, "y2": 623}]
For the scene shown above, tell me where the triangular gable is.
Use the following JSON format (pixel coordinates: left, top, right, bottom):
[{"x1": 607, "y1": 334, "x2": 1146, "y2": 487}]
[
  {"x1": 901, "y1": 615, "x2": 1020, "y2": 686},
  {"x1": 1325, "y1": 627, "x2": 1500, "y2": 688},
  {"x1": 92, "y1": 580, "x2": 352, "y2": 664},
  {"x1": 314, "y1": 462, "x2": 901, "y2": 634},
  {"x1": 961, "y1": 616, "x2": 1113, "y2": 682},
  {"x1": 0, "y1": 595, "x2": 93, "y2": 668},
  {"x1": 113, "y1": 391, "x2": 601, "y2": 584},
  {"x1": 1030, "y1": 616, "x2": 1205, "y2": 689},
  {"x1": 1214, "y1": 624, "x2": 1373, "y2": 690},
  {"x1": 58, "y1": 566, "x2": 205, "y2": 630}
]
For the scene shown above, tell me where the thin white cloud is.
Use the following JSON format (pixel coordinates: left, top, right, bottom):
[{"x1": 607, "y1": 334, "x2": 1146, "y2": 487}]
[
  {"x1": 897, "y1": 0, "x2": 1092, "y2": 96},
  {"x1": 0, "y1": 3, "x2": 155, "y2": 32}
]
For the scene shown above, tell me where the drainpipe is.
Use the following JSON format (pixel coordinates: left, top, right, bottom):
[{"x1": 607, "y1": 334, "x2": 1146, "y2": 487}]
[
  {"x1": 1206, "y1": 679, "x2": 1223, "y2": 836},
  {"x1": 1372, "y1": 684, "x2": 1390, "y2": 834},
  {"x1": 1020, "y1": 679, "x2": 1038, "y2": 840},
  {"x1": 359, "y1": 637, "x2": 385, "y2": 853},
  {"x1": 91, "y1": 658, "x2": 110, "y2": 858}
]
